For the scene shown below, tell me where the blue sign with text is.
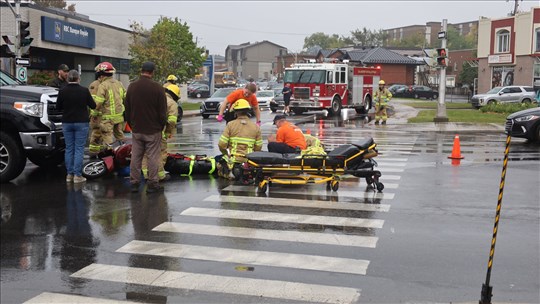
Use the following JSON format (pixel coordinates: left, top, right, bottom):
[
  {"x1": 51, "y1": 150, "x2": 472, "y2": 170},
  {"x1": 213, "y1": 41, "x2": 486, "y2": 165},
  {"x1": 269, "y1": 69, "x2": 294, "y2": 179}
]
[{"x1": 41, "y1": 16, "x2": 95, "y2": 49}]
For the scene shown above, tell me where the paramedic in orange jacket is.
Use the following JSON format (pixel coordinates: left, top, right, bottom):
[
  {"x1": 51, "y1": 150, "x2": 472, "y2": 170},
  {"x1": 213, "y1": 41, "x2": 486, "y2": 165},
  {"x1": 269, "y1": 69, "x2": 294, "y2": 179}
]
[
  {"x1": 216, "y1": 83, "x2": 261, "y2": 126},
  {"x1": 267, "y1": 115, "x2": 306, "y2": 153}
]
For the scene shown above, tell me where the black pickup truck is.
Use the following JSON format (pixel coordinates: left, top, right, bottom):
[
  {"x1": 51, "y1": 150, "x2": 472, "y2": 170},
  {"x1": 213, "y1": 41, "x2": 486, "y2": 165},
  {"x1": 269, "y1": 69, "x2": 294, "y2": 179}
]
[{"x1": 0, "y1": 70, "x2": 64, "y2": 183}]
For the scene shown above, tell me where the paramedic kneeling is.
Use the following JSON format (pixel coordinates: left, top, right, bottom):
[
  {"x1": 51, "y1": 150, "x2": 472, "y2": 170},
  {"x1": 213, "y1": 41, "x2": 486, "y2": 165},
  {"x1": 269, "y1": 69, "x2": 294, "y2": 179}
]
[{"x1": 267, "y1": 115, "x2": 307, "y2": 153}]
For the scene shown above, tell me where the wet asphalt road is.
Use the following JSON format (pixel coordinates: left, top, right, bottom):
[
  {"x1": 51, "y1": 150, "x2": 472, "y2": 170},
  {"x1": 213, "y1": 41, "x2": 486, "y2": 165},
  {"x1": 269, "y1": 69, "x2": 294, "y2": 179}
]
[{"x1": 1, "y1": 109, "x2": 539, "y2": 303}]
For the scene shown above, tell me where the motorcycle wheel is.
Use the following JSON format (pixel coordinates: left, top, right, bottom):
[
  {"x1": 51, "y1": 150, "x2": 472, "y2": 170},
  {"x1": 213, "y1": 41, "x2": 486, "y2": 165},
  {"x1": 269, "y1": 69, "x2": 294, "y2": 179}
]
[{"x1": 82, "y1": 160, "x2": 108, "y2": 179}]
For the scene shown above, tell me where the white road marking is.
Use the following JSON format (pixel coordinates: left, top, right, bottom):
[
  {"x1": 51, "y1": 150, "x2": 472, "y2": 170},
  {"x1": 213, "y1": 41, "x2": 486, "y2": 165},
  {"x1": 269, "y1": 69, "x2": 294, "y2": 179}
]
[
  {"x1": 222, "y1": 185, "x2": 395, "y2": 200},
  {"x1": 72, "y1": 264, "x2": 361, "y2": 304},
  {"x1": 153, "y1": 222, "x2": 378, "y2": 248},
  {"x1": 23, "y1": 292, "x2": 143, "y2": 304},
  {"x1": 181, "y1": 207, "x2": 384, "y2": 228},
  {"x1": 204, "y1": 194, "x2": 390, "y2": 212},
  {"x1": 117, "y1": 240, "x2": 370, "y2": 275}
]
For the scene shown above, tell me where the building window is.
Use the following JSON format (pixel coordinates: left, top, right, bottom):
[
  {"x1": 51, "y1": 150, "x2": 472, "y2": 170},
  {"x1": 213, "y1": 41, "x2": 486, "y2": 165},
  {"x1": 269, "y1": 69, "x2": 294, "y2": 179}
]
[
  {"x1": 496, "y1": 29, "x2": 510, "y2": 53},
  {"x1": 536, "y1": 28, "x2": 540, "y2": 53}
]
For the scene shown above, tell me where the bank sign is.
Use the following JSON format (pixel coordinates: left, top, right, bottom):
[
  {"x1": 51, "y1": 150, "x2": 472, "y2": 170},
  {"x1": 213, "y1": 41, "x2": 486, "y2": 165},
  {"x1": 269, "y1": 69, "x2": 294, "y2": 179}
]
[{"x1": 41, "y1": 16, "x2": 95, "y2": 49}]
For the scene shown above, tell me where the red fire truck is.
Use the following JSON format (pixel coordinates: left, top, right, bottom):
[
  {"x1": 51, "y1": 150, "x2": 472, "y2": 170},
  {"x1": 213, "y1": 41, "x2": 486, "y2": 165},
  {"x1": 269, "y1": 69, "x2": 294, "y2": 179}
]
[{"x1": 284, "y1": 62, "x2": 381, "y2": 116}]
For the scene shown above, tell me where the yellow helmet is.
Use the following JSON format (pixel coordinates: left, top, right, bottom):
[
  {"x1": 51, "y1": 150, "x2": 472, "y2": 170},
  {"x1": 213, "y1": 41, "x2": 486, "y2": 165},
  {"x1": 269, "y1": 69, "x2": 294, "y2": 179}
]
[
  {"x1": 166, "y1": 84, "x2": 180, "y2": 98},
  {"x1": 379, "y1": 80, "x2": 385, "y2": 85},
  {"x1": 167, "y1": 74, "x2": 178, "y2": 82},
  {"x1": 233, "y1": 99, "x2": 251, "y2": 111}
]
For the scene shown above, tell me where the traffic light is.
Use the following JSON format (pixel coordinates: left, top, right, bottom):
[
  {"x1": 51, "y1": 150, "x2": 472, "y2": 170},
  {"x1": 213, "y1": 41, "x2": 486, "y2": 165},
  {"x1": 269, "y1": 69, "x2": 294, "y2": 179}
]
[
  {"x1": 436, "y1": 48, "x2": 448, "y2": 67},
  {"x1": 1, "y1": 35, "x2": 17, "y2": 56},
  {"x1": 18, "y1": 21, "x2": 33, "y2": 47}
]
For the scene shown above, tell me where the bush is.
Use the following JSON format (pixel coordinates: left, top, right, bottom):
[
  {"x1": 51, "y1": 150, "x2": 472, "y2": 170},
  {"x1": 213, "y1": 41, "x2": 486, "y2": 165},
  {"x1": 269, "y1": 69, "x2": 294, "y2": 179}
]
[
  {"x1": 28, "y1": 70, "x2": 54, "y2": 85},
  {"x1": 479, "y1": 102, "x2": 538, "y2": 114}
]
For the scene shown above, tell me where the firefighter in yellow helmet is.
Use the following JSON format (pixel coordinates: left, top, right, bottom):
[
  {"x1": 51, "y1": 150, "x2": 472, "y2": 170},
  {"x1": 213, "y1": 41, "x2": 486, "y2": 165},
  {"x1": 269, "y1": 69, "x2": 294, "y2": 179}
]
[
  {"x1": 88, "y1": 70, "x2": 105, "y2": 149},
  {"x1": 142, "y1": 84, "x2": 179, "y2": 181},
  {"x1": 374, "y1": 79, "x2": 392, "y2": 125},
  {"x1": 89, "y1": 62, "x2": 126, "y2": 154},
  {"x1": 163, "y1": 74, "x2": 178, "y2": 89},
  {"x1": 217, "y1": 99, "x2": 262, "y2": 180}
]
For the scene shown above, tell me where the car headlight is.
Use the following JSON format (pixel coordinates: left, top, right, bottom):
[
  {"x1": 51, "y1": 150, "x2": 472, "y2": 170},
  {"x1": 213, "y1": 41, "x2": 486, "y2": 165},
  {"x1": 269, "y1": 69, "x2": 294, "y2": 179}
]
[
  {"x1": 14, "y1": 102, "x2": 43, "y2": 117},
  {"x1": 515, "y1": 115, "x2": 539, "y2": 122}
]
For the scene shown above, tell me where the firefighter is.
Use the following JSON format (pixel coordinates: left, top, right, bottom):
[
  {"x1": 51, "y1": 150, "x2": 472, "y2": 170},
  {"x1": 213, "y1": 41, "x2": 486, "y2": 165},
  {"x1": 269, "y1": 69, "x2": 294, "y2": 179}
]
[
  {"x1": 89, "y1": 62, "x2": 126, "y2": 154},
  {"x1": 163, "y1": 74, "x2": 178, "y2": 89},
  {"x1": 142, "y1": 84, "x2": 179, "y2": 181},
  {"x1": 88, "y1": 70, "x2": 104, "y2": 151},
  {"x1": 374, "y1": 80, "x2": 392, "y2": 125},
  {"x1": 217, "y1": 99, "x2": 263, "y2": 180},
  {"x1": 216, "y1": 83, "x2": 261, "y2": 125}
]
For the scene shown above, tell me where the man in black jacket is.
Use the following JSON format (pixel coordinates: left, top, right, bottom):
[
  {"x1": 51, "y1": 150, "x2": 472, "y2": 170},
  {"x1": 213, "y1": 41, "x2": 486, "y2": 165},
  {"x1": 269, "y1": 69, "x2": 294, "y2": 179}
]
[
  {"x1": 47, "y1": 64, "x2": 69, "y2": 89},
  {"x1": 124, "y1": 62, "x2": 167, "y2": 193}
]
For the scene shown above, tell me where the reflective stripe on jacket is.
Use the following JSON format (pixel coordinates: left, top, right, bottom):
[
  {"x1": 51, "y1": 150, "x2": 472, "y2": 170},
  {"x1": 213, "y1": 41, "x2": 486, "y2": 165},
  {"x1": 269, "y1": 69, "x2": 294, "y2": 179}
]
[
  {"x1": 374, "y1": 88, "x2": 392, "y2": 105},
  {"x1": 218, "y1": 115, "x2": 262, "y2": 163},
  {"x1": 95, "y1": 76, "x2": 126, "y2": 123}
]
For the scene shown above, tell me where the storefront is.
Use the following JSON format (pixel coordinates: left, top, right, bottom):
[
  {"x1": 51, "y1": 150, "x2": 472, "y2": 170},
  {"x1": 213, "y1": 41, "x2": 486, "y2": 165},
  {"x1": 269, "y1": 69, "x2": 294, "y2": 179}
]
[{"x1": 1, "y1": 3, "x2": 132, "y2": 87}]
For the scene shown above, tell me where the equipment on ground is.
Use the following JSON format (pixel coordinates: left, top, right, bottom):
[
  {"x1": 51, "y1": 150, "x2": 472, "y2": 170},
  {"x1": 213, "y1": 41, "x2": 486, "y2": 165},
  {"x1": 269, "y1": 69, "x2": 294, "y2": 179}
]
[{"x1": 82, "y1": 140, "x2": 131, "y2": 179}]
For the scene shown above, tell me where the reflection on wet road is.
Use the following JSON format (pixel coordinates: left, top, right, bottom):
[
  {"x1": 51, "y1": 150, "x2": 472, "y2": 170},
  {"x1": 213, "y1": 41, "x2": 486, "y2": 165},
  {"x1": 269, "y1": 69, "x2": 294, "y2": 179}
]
[{"x1": 2, "y1": 111, "x2": 539, "y2": 303}]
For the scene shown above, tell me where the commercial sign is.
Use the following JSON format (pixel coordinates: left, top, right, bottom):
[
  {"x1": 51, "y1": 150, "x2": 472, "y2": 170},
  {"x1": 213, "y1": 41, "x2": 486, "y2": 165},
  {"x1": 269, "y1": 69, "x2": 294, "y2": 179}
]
[
  {"x1": 488, "y1": 54, "x2": 513, "y2": 64},
  {"x1": 41, "y1": 16, "x2": 95, "y2": 49}
]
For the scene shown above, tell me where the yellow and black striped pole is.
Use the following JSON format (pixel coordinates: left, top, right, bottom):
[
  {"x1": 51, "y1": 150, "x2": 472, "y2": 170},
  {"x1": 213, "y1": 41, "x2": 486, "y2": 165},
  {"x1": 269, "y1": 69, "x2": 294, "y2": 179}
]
[{"x1": 479, "y1": 134, "x2": 511, "y2": 304}]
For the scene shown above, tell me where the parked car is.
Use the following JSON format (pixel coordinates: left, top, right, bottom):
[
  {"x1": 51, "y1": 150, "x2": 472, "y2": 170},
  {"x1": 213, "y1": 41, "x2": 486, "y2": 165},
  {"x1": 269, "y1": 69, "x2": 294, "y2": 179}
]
[
  {"x1": 200, "y1": 88, "x2": 236, "y2": 119},
  {"x1": 388, "y1": 84, "x2": 408, "y2": 95},
  {"x1": 471, "y1": 86, "x2": 536, "y2": 108},
  {"x1": 188, "y1": 84, "x2": 211, "y2": 98},
  {"x1": 256, "y1": 90, "x2": 275, "y2": 109},
  {"x1": 270, "y1": 88, "x2": 284, "y2": 113},
  {"x1": 505, "y1": 107, "x2": 540, "y2": 142},
  {"x1": 393, "y1": 85, "x2": 438, "y2": 100}
]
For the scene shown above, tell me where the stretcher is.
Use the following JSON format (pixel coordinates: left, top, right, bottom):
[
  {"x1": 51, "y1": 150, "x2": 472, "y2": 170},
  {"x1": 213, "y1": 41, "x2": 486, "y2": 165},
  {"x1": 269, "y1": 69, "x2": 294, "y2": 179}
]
[{"x1": 244, "y1": 137, "x2": 384, "y2": 194}]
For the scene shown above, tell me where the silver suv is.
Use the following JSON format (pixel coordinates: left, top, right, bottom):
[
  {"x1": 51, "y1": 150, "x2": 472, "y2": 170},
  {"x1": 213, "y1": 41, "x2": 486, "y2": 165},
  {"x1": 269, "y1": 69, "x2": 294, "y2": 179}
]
[{"x1": 471, "y1": 86, "x2": 536, "y2": 108}]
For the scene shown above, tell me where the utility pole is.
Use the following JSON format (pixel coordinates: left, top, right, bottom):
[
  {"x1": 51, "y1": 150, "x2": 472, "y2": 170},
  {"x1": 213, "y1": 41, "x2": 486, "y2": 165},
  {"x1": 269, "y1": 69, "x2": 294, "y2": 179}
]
[{"x1": 434, "y1": 19, "x2": 449, "y2": 123}]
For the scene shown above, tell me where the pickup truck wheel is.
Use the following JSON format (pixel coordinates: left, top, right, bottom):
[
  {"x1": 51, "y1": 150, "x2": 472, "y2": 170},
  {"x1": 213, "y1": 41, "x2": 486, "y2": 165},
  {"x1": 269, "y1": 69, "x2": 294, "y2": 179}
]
[
  {"x1": 27, "y1": 152, "x2": 64, "y2": 167},
  {"x1": 0, "y1": 132, "x2": 27, "y2": 183},
  {"x1": 329, "y1": 96, "x2": 342, "y2": 116}
]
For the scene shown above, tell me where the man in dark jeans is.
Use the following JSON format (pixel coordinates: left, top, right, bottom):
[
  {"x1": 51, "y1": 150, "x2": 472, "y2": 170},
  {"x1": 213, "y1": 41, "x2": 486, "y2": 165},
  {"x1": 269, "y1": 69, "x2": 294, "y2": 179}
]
[
  {"x1": 124, "y1": 62, "x2": 167, "y2": 193},
  {"x1": 282, "y1": 83, "x2": 292, "y2": 115}
]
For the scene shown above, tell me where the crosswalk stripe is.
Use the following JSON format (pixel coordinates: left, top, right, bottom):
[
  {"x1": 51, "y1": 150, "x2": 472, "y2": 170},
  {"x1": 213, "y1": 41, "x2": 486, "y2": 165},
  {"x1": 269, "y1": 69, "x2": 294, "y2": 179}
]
[
  {"x1": 153, "y1": 222, "x2": 379, "y2": 248},
  {"x1": 24, "y1": 292, "x2": 142, "y2": 304},
  {"x1": 117, "y1": 240, "x2": 370, "y2": 275},
  {"x1": 375, "y1": 157, "x2": 408, "y2": 161},
  {"x1": 376, "y1": 162, "x2": 406, "y2": 167},
  {"x1": 72, "y1": 264, "x2": 361, "y2": 303},
  {"x1": 373, "y1": 167, "x2": 404, "y2": 172},
  {"x1": 222, "y1": 185, "x2": 395, "y2": 200},
  {"x1": 339, "y1": 181, "x2": 399, "y2": 189},
  {"x1": 181, "y1": 207, "x2": 385, "y2": 228},
  {"x1": 204, "y1": 194, "x2": 391, "y2": 212}
]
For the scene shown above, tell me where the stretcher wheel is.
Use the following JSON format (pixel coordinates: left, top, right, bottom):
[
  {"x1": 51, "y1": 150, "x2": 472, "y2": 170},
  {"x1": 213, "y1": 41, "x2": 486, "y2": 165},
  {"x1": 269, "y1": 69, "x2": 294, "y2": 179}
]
[
  {"x1": 258, "y1": 181, "x2": 268, "y2": 194},
  {"x1": 365, "y1": 177, "x2": 374, "y2": 185},
  {"x1": 376, "y1": 182, "x2": 384, "y2": 192},
  {"x1": 326, "y1": 181, "x2": 331, "y2": 190},
  {"x1": 331, "y1": 181, "x2": 339, "y2": 192}
]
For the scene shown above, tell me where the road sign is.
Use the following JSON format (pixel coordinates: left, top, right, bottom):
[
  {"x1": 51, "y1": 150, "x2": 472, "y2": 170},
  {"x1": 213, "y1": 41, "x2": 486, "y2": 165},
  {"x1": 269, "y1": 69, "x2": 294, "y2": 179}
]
[
  {"x1": 438, "y1": 31, "x2": 447, "y2": 39},
  {"x1": 15, "y1": 58, "x2": 30, "y2": 66},
  {"x1": 17, "y1": 67, "x2": 27, "y2": 82}
]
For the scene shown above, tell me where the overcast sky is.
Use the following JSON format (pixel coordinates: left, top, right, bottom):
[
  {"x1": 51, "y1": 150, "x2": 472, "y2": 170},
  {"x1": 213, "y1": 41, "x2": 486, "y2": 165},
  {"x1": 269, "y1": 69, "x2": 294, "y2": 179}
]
[{"x1": 70, "y1": 0, "x2": 539, "y2": 55}]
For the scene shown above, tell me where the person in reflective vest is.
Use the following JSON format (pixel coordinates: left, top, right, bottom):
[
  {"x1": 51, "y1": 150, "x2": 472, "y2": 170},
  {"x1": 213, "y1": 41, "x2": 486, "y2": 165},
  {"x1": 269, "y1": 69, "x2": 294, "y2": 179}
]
[
  {"x1": 374, "y1": 79, "x2": 392, "y2": 125},
  {"x1": 88, "y1": 71, "x2": 103, "y2": 152},
  {"x1": 142, "y1": 84, "x2": 179, "y2": 181},
  {"x1": 163, "y1": 74, "x2": 178, "y2": 89},
  {"x1": 89, "y1": 62, "x2": 126, "y2": 154},
  {"x1": 218, "y1": 99, "x2": 262, "y2": 179}
]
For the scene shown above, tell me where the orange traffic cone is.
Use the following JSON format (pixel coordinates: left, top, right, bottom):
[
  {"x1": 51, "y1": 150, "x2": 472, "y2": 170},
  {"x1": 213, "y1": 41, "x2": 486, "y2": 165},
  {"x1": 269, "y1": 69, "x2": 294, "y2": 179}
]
[
  {"x1": 124, "y1": 122, "x2": 132, "y2": 133},
  {"x1": 448, "y1": 134, "x2": 464, "y2": 159}
]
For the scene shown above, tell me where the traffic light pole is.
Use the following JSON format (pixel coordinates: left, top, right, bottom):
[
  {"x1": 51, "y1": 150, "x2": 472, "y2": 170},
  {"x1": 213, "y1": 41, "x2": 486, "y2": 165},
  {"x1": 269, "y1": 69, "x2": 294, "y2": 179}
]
[
  {"x1": 434, "y1": 19, "x2": 449, "y2": 123},
  {"x1": 3, "y1": 0, "x2": 22, "y2": 75}
]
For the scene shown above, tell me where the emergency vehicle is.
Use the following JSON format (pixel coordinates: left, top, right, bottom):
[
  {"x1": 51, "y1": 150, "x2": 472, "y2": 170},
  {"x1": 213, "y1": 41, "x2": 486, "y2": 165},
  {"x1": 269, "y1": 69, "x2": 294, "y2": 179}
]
[{"x1": 284, "y1": 62, "x2": 381, "y2": 116}]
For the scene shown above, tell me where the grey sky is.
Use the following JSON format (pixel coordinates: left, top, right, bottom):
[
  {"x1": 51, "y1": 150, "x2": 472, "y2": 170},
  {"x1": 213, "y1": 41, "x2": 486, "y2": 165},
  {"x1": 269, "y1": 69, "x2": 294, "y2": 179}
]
[{"x1": 71, "y1": 0, "x2": 539, "y2": 55}]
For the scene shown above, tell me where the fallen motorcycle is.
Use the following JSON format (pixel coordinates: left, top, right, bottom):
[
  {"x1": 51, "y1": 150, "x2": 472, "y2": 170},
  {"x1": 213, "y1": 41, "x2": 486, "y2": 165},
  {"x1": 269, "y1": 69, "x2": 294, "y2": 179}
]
[{"x1": 82, "y1": 141, "x2": 131, "y2": 179}]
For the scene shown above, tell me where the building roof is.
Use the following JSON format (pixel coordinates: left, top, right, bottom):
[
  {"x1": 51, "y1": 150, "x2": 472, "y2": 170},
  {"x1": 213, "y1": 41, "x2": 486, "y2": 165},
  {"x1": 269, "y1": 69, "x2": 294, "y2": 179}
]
[{"x1": 344, "y1": 47, "x2": 422, "y2": 65}]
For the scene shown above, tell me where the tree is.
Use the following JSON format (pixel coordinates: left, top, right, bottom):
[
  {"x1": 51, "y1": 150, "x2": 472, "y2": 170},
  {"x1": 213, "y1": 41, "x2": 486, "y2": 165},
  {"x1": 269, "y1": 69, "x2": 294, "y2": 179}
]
[
  {"x1": 345, "y1": 27, "x2": 387, "y2": 47},
  {"x1": 33, "y1": 0, "x2": 76, "y2": 11},
  {"x1": 386, "y1": 32, "x2": 427, "y2": 48},
  {"x1": 446, "y1": 26, "x2": 477, "y2": 50},
  {"x1": 303, "y1": 32, "x2": 346, "y2": 50},
  {"x1": 128, "y1": 17, "x2": 206, "y2": 83},
  {"x1": 458, "y1": 61, "x2": 478, "y2": 89}
]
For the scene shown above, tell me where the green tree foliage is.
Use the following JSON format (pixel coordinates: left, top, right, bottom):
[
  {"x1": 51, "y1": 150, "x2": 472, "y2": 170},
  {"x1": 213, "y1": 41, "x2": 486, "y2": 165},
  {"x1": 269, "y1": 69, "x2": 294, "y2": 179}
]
[
  {"x1": 128, "y1": 17, "x2": 205, "y2": 83},
  {"x1": 386, "y1": 32, "x2": 427, "y2": 48},
  {"x1": 446, "y1": 26, "x2": 477, "y2": 50},
  {"x1": 303, "y1": 32, "x2": 346, "y2": 50},
  {"x1": 458, "y1": 61, "x2": 478, "y2": 88},
  {"x1": 344, "y1": 27, "x2": 387, "y2": 47},
  {"x1": 33, "y1": 0, "x2": 75, "y2": 11}
]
